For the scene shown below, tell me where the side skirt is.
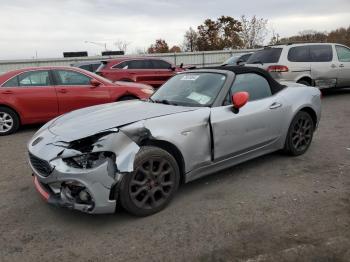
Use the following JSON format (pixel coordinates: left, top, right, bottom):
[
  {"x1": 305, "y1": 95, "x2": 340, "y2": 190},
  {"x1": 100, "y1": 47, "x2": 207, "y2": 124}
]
[{"x1": 185, "y1": 141, "x2": 279, "y2": 183}]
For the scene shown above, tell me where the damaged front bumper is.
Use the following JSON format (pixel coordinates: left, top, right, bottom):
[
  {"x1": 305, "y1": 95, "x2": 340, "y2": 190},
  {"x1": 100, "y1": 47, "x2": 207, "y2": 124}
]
[{"x1": 28, "y1": 128, "x2": 140, "y2": 214}]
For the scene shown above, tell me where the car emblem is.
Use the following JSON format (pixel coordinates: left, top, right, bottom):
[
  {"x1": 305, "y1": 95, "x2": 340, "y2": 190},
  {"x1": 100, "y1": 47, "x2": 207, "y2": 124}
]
[{"x1": 32, "y1": 137, "x2": 43, "y2": 146}]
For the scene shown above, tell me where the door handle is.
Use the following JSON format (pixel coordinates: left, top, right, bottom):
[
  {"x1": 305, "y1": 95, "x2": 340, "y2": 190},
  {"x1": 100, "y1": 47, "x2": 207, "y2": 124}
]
[
  {"x1": 58, "y1": 88, "x2": 68, "y2": 94},
  {"x1": 270, "y1": 102, "x2": 282, "y2": 109},
  {"x1": 1, "y1": 90, "x2": 13, "y2": 94},
  {"x1": 339, "y1": 64, "x2": 345, "y2": 68}
]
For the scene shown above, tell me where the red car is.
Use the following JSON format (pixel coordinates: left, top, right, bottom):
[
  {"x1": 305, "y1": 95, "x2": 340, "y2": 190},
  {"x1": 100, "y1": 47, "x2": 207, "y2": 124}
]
[
  {"x1": 0, "y1": 66, "x2": 154, "y2": 135},
  {"x1": 95, "y1": 57, "x2": 184, "y2": 88}
]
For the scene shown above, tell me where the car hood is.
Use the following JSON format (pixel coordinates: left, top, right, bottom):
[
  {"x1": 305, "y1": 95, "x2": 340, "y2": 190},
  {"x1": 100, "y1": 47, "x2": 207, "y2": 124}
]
[{"x1": 48, "y1": 100, "x2": 198, "y2": 141}]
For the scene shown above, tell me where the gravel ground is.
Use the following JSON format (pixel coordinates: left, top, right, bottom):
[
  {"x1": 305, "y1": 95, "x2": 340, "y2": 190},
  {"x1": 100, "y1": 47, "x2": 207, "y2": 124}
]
[{"x1": 0, "y1": 89, "x2": 350, "y2": 262}]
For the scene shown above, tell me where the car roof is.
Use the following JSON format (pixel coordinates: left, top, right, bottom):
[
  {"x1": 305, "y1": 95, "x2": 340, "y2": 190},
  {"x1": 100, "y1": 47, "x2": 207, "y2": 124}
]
[
  {"x1": 196, "y1": 66, "x2": 286, "y2": 94},
  {"x1": 71, "y1": 61, "x2": 102, "y2": 66},
  {"x1": 101, "y1": 56, "x2": 172, "y2": 64},
  {"x1": 266, "y1": 42, "x2": 338, "y2": 48}
]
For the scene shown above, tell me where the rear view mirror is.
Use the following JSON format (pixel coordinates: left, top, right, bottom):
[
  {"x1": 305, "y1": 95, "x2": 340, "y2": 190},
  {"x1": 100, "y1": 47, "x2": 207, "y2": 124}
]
[
  {"x1": 232, "y1": 92, "x2": 249, "y2": 111},
  {"x1": 90, "y1": 79, "x2": 101, "y2": 87}
]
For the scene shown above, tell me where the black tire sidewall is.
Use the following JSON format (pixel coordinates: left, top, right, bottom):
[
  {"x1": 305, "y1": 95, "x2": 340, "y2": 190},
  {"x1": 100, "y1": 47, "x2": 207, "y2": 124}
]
[
  {"x1": 284, "y1": 111, "x2": 314, "y2": 156},
  {"x1": 119, "y1": 146, "x2": 180, "y2": 216},
  {"x1": 0, "y1": 107, "x2": 20, "y2": 136}
]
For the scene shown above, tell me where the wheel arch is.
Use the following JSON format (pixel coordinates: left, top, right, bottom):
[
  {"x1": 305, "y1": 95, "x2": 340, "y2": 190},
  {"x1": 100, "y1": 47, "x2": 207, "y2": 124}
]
[
  {"x1": 297, "y1": 76, "x2": 313, "y2": 86},
  {"x1": 0, "y1": 104, "x2": 21, "y2": 124},
  {"x1": 141, "y1": 139, "x2": 186, "y2": 184},
  {"x1": 299, "y1": 106, "x2": 318, "y2": 129},
  {"x1": 116, "y1": 94, "x2": 139, "y2": 101}
]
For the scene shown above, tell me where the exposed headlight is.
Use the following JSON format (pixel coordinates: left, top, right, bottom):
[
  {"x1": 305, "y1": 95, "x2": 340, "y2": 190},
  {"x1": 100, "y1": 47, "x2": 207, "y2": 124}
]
[
  {"x1": 141, "y1": 88, "x2": 154, "y2": 95},
  {"x1": 63, "y1": 152, "x2": 115, "y2": 169}
]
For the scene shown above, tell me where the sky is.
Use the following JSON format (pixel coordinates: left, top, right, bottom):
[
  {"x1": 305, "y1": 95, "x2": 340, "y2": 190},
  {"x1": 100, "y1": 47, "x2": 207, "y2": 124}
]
[{"x1": 0, "y1": 0, "x2": 349, "y2": 60}]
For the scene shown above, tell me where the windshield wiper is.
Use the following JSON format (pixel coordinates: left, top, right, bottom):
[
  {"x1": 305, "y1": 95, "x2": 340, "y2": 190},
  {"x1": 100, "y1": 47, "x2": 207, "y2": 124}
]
[
  {"x1": 252, "y1": 60, "x2": 264, "y2": 65},
  {"x1": 154, "y1": 99, "x2": 177, "y2": 106}
]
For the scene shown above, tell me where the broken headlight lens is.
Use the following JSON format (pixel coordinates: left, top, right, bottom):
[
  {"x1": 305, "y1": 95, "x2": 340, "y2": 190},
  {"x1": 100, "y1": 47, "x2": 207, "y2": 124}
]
[{"x1": 63, "y1": 152, "x2": 115, "y2": 169}]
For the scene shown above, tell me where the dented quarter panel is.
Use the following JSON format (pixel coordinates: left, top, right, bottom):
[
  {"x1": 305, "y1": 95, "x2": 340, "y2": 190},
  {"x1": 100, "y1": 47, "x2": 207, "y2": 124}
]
[{"x1": 121, "y1": 108, "x2": 212, "y2": 173}]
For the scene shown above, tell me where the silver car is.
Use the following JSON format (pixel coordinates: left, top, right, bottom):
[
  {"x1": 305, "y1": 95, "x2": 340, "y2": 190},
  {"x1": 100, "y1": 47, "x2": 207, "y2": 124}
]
[
  {"x1": 245, "y1": 43, "x2": 350, "y2": 89},
  {"x1": 27, "y1": 66, "x2": 321, "y2": 216}
]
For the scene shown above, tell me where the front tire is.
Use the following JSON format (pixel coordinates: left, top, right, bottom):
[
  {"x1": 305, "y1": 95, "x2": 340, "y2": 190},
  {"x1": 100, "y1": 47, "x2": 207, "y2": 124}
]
[
  {"x1": 0, "y1": 107, "x2": 20, "y2": 136},
  {"x1": 284, "y1": 111, "x2": 314, "y2": 156},
  {"x1": 119, "y1": 146, "x2": 180, "y2": 216}
]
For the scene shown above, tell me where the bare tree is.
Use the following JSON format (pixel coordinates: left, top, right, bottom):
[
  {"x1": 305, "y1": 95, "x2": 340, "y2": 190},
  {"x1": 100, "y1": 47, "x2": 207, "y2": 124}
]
[
  {"x1": 114, "y1": 40, "x2": 131, "y2": 53},
  {"x1": 239, "y1": 15, "x2": 268, "y2": 48},
  {"x1": 269, "y1": 27, "x2": 280, "y2": 45},
  {"x1": 183, "y1": 27, "x2": 199, "y2": 52}
]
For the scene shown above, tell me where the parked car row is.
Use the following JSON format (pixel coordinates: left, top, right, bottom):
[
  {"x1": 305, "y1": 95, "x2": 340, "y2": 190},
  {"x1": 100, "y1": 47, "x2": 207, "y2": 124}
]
[{"x1": 1, "y1": 42, "x2": 349, "y2": 136}]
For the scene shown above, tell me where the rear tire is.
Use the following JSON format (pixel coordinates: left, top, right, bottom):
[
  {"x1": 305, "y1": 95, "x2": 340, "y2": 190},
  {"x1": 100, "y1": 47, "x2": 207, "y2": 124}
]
[
  {"x1": 0, "y1": 107, "x2": 20, "y2": 136},
  {"x1": 119, "y1": 146, "x2": 180, "y2": 216},
  {"x1": 297, "y1": 80, "x2": 311, "y2": 86},
  {"x1": 284, "y1": 111, "x2": 314, "y2": 156}
]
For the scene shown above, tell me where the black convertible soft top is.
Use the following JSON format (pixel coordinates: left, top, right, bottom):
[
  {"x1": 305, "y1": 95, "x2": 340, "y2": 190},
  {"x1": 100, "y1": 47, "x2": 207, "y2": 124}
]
[{"x1": 206, "y1": 66, "x2": 286, "y2": 94}]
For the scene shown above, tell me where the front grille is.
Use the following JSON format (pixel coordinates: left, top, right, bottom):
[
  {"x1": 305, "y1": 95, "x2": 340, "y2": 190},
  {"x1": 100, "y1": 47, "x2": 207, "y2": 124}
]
[{"x1": 29, "y1": 152, "x2": 53, "y2": 177}]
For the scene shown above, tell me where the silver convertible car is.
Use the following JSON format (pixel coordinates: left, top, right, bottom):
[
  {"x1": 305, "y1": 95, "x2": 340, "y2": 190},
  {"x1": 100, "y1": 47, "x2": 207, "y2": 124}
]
[{"x1": 27, "y1": 66, "x2": 321, "y2": 216}]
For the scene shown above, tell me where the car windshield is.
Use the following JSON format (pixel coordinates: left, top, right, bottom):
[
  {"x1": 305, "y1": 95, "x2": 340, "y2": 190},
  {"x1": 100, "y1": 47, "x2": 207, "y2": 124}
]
[
  {"x1": 150, "y1": 73, "x2": 226, "y2": 107},
  {"x1": 223, "y1": 55, "x2": 240, "y2": 65},
  {"x1": 246, "y1": 48, "x2": 282, "y2": 64}
]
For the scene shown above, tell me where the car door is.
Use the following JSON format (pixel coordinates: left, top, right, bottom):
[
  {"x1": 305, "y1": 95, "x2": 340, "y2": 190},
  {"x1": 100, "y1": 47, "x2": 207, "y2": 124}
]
[
  {"x1": 149, "y1": 59, "x2": 175, "y2": 88},
  {"x1": 0, "y1": 70, "x2": 58, "y2": 122},
  {"x1": 309, "y1": 45, "x2": 338, "y2": 88},
  {"x1": 53, "y1": 69, "x2": 111, "y2": 114},
  {"x1": 210, "y1": 73, "x2": 285, "y2": 160},
  {"x1": 335, "y1": 45, "x2": 350, "y2": 87}
]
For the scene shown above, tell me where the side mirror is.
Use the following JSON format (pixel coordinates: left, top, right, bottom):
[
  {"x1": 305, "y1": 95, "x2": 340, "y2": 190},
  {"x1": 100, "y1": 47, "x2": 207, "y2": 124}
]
[
  {"x1": 90, "y1": 79, "x2": 101, "y2": 87},
  {"x1": 236, "y1": 59, "x2": 244, "y2": 65},
  {"x1": 232, "y1": 92, "x2": 249, "y2": 111},
  {"x1": 171, "y1": 66, "x2": 176, "y2": 71}
]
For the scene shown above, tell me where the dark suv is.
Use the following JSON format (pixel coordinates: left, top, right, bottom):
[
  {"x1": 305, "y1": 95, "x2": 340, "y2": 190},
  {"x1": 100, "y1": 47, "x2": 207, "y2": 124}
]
[
  {"x1": 245, "y1": 43, "x2": 350, "y2": 89},
  {"x1": 96, "y1": 57, "x2": 184, "y2": 88}
]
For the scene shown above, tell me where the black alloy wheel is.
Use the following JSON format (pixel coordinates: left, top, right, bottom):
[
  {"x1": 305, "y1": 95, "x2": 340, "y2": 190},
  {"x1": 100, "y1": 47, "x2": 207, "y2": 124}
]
[
  {"x1": 119, "y1": 146, "x2": 180, "y2": 216},
  {"x1": 284, "y1": 111, "x2": 314, "y2": 156}
]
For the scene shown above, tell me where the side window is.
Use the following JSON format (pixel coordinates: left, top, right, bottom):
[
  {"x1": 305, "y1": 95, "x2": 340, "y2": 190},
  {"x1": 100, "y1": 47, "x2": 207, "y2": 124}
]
[
  {"x1": 2, "y1": 76, "x2": 19, "y2": 87},
  {"x1": 113, "y1": 61, "x2": 129, "y2": 69},
  {"x1": 309, "y1": 45, "x2": 333, "y2": 62},
  {"x1": 224, "y1": 73, "x2": 272, "y2": 104},
  {"x1": 240, "y1": 54, "x2": 251, "y2": 62},
  {"x1": 335, "y1": 45, "x2": 350, "y2": 62},
  {"x1": 151, "y1": 60, "x2": 172, "y2": 69},
  {"x1": 6, "y1": 70, "x2": 50, "y2": 87},
  {"x1": 79, "y1": 64, "x2": 92, "y2": 71},
  {"x1": 55, "y1": 70, "x2": 91, "y2": 85},
  {"x1": 91, "y1": 63, "x2": 101, "y2": 72},
  {"x1": 288, "y1": 46, "x2": 310, "y2": 62},
  {"x1": 128, "y1": 60, "x2": 147, "y2": 69}
]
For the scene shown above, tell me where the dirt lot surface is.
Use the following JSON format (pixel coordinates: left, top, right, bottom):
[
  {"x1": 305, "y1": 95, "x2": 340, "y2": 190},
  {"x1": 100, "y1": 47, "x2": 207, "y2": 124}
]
[{"x1": 1, "y1": 89, "x2": 350, "y2": 262}]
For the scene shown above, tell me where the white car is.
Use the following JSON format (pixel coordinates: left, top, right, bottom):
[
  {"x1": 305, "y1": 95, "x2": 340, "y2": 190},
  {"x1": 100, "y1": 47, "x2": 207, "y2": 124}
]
[{"x1": 245, "y1": 43, "x2": 350, "y2": 89}]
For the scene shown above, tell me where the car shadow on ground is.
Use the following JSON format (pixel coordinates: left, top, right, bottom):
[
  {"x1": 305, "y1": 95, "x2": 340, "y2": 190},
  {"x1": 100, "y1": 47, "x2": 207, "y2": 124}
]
[
  {"x1": 321, "y1": 87, "x2": 350, "y2": 97},
  {"x1": 46, "y1": 151, "x2": 284, "y2": 226}
]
